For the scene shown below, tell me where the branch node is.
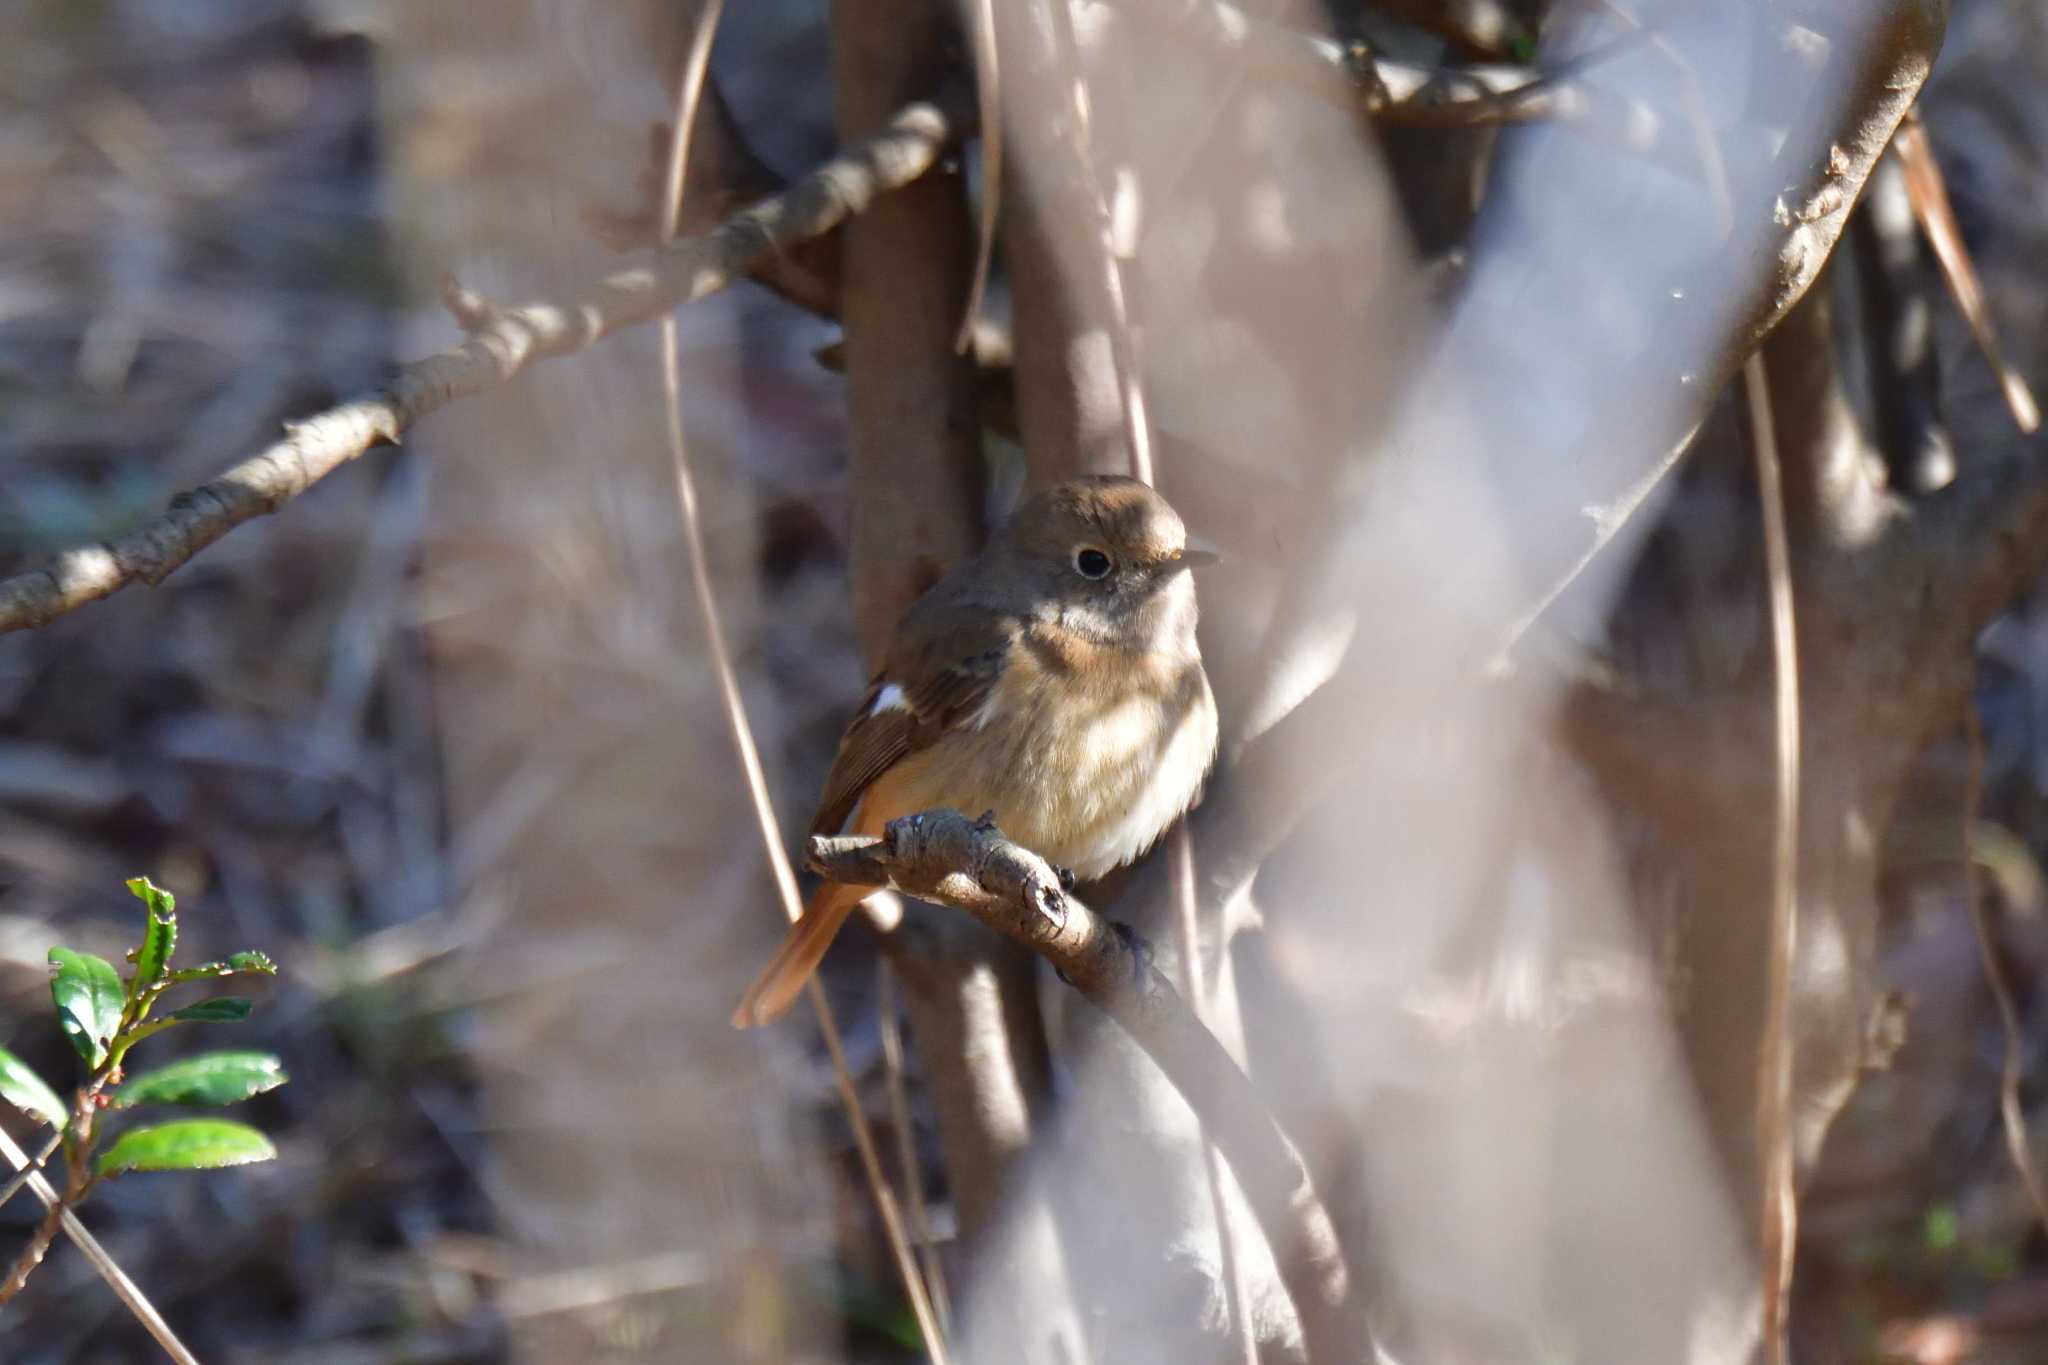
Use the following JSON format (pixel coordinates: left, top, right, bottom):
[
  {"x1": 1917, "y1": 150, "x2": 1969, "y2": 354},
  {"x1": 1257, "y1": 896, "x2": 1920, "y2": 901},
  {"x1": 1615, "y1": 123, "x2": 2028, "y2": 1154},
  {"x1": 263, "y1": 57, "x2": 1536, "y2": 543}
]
[{"x1": 440, "y1": 273, "x2": 496, "y2": 333}]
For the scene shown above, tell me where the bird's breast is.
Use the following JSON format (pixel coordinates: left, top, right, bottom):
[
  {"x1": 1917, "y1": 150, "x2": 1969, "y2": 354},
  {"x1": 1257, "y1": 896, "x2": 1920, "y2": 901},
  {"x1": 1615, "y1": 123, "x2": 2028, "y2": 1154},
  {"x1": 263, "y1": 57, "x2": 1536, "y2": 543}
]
[{"x1": 876, "y1": 638, "x2": 1217, "y2": 881}]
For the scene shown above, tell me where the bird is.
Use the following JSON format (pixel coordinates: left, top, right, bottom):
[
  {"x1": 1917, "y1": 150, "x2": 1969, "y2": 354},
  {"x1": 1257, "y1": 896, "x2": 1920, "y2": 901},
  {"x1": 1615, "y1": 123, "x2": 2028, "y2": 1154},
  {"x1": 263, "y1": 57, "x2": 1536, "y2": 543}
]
[{"x1": 731, "y1": 475, "x2": 1219, "y2": 1028}]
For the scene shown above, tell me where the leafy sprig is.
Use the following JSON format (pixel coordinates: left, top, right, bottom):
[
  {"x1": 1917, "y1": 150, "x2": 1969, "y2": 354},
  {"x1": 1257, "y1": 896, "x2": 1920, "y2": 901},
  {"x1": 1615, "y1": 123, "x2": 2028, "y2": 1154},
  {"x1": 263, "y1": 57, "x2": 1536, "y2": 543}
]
[{"x1": 0, "y1": 877, "x2": 286, "y2": 1307}]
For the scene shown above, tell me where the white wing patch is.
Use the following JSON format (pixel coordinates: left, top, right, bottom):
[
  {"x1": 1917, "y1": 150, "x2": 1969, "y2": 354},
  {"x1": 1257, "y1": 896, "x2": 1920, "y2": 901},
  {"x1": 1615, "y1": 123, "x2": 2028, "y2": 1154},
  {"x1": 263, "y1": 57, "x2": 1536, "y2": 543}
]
[{"x1": 869, "y1": 682, "x2": 908, "y2": 715}]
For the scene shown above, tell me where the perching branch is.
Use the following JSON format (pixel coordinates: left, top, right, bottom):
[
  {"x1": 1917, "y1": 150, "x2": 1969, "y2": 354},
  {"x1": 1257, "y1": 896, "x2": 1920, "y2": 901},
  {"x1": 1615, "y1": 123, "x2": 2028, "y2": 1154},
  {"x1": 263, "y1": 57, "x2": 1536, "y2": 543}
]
[
  {"x1": 808, "y1": 808, "x2": 1368, "y2": 1365},
  {"x1": 0, "y1": 85, "x2": 972, "y2": 637}
]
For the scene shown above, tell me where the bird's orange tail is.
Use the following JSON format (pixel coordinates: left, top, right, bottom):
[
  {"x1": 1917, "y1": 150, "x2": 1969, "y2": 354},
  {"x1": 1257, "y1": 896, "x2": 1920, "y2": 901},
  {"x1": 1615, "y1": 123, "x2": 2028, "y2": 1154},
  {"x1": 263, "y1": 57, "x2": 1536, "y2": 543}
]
[{"x1": 730, "y1": 881, "x2": 870, "y2": 1028}]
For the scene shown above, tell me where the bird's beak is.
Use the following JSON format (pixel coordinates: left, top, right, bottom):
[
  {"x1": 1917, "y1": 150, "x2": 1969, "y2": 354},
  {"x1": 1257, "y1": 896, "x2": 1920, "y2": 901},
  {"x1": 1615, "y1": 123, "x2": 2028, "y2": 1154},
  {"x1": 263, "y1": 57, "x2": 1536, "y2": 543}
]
[{"x1": 1175, "y1": 536, "x2": 1222, "y2": 569}]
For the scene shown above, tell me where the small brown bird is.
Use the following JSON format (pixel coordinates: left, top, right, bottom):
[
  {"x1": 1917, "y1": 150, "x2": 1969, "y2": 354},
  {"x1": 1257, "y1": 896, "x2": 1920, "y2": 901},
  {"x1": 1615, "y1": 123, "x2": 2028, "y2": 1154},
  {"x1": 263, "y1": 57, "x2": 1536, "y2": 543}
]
[{"x1": 732, "y1": 475, "x2": 1219, "y2": 1027}]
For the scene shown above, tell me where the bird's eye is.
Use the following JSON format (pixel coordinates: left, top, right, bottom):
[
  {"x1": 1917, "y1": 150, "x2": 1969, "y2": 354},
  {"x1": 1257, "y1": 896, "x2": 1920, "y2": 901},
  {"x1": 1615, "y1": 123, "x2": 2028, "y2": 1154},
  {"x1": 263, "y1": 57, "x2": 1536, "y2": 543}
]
[{"x1": 1074, "y1": 547, "x2": 1113, "y2": 579}]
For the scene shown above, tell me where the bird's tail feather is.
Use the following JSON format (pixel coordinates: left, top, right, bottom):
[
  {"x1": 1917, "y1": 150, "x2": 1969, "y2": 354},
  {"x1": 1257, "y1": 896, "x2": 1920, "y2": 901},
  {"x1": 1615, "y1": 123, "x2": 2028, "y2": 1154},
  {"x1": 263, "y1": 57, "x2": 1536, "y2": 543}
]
[{"x1": 730, "y1": 880, "x2": 869, "y2": 1028}]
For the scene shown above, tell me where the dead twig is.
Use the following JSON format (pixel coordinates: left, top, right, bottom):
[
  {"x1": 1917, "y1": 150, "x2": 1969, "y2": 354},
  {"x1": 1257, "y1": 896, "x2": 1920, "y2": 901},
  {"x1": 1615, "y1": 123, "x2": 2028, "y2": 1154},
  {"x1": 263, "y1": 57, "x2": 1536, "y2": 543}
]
[
  {"x1": 0, "y1": 1123, "x2": 199, "y2": 1365},
  {"x1": 648, "y1": 13, "x2": 951, "y2": 1357},
  {"x1": 876, "y1": 961, "x2": 955, "y2": 1335},
  {"x1": 956, "y1": 0, "x2": 1002, "y2": 354},
  {"x1": 1962, "y1": 696, "x2": 2048, "y2": 1234},
  {"x1": 0, "y1": 1131, "x2": 63, "y2": 1217},
  {"x1": 809, "y1": 808, "x2": 1368, "y2": 1365},
  {"x1": 583, "y1": 78, "x2": 843, "y2": 319},
  {"x1": 0, "y1": 85, "x2": 973, "y2": 637},
  {"x1": 1893, "y1": 109, "x2": 2040, "y2": 435},
  {"x1": 1744, "y1": 351, "x2": 1802, "y2": 1365}
]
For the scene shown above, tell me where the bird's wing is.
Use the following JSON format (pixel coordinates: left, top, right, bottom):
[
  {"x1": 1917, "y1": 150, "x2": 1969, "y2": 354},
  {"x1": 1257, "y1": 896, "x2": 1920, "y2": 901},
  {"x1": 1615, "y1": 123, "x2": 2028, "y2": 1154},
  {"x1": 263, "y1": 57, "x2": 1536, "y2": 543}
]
[{"x1": 807, "y1": 614, "x2": 1015, "y2": 838}]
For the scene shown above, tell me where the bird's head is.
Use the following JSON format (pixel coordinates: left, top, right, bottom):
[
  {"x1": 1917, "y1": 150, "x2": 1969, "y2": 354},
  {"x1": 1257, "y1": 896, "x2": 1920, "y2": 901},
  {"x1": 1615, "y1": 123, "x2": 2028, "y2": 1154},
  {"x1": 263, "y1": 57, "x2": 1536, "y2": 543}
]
[{"x1": 998, "y1": 475, "x2": 1217, "y2": 649}]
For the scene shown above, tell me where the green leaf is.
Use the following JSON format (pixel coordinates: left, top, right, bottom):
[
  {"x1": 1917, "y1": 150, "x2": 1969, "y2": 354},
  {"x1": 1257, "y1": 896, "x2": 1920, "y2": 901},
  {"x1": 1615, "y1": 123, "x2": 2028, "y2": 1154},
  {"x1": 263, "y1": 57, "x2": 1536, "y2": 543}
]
[
  {"x1": 117, "y1": 1052, "x2": 286, "y2": 1109},
  {"x1": 0, "y1": 1047, "x2": 68, "y2": 1129},
  {"x1": 97, "y1": 1120, "x2": 276, "y2": 1176},
  {"x1": 48, "y1": 948, "x2": 124, "y2": 1069},
  {"x1": 166, "y1": 951, "x2": 278, "y2": 985},
  {"x1": 125, "y1": 877, "x2": 178, "y2": 998},
  {"x1": 166, "y1": 998, "x2": 253, "y2": 1024}
]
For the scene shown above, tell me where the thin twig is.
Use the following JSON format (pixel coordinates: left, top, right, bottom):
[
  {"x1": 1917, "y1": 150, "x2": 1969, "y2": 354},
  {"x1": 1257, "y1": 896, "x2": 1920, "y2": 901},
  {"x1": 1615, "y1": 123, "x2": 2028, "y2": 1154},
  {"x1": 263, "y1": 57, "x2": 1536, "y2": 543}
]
[
  {"x1": 0, "y1": 1123, "x2": 200, "y2": 1364},
  {"x1": 956, "y1": 0, "x2": 1002, "y2": 354},
  {"x1": 0, "y1": 86, "x2": 971, "y2": 637},
  {"x1": 0, "y1": 1129, "x2": 63, "y2": 1216},
  {"x1": 1744, "y1": 352, "x2": 1802, "y2": 1365},
  {"x1": 809, "y1": 808, "x2": 1369, "y2": 1365},
  {"x1": 1893, "y1": 110, "x2": 2041, "y2": 435},
  {"x1": 650, "y1": 15, "x2": 949, "y2": 1358},
  {"x1": 878, "y1": 960, "x2": 955, "y2": 1334},
  {"x1": 1962, "y1": 694, "x2": 2048, "y2": 1232},
  {"x1": 583, "y1": 79, "x2": 844, "y2": 320}
]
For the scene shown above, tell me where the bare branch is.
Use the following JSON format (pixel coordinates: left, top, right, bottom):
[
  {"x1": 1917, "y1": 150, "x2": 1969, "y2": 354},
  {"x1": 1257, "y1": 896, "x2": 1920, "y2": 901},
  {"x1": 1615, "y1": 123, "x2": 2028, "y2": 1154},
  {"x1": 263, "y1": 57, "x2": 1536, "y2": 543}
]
[
  {"x1": 0, "y1": 86, "x2": 972, "y2": 637},
  {"x1": 1729, "y1": 2, "x2": 1945, "y2": 370},
  {"x1": 585, "y1": 77, "x2": 843, "y2": 319},
  {"x1": 809, "y1": 808, "x2": 1369, "y2": 1365}
]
